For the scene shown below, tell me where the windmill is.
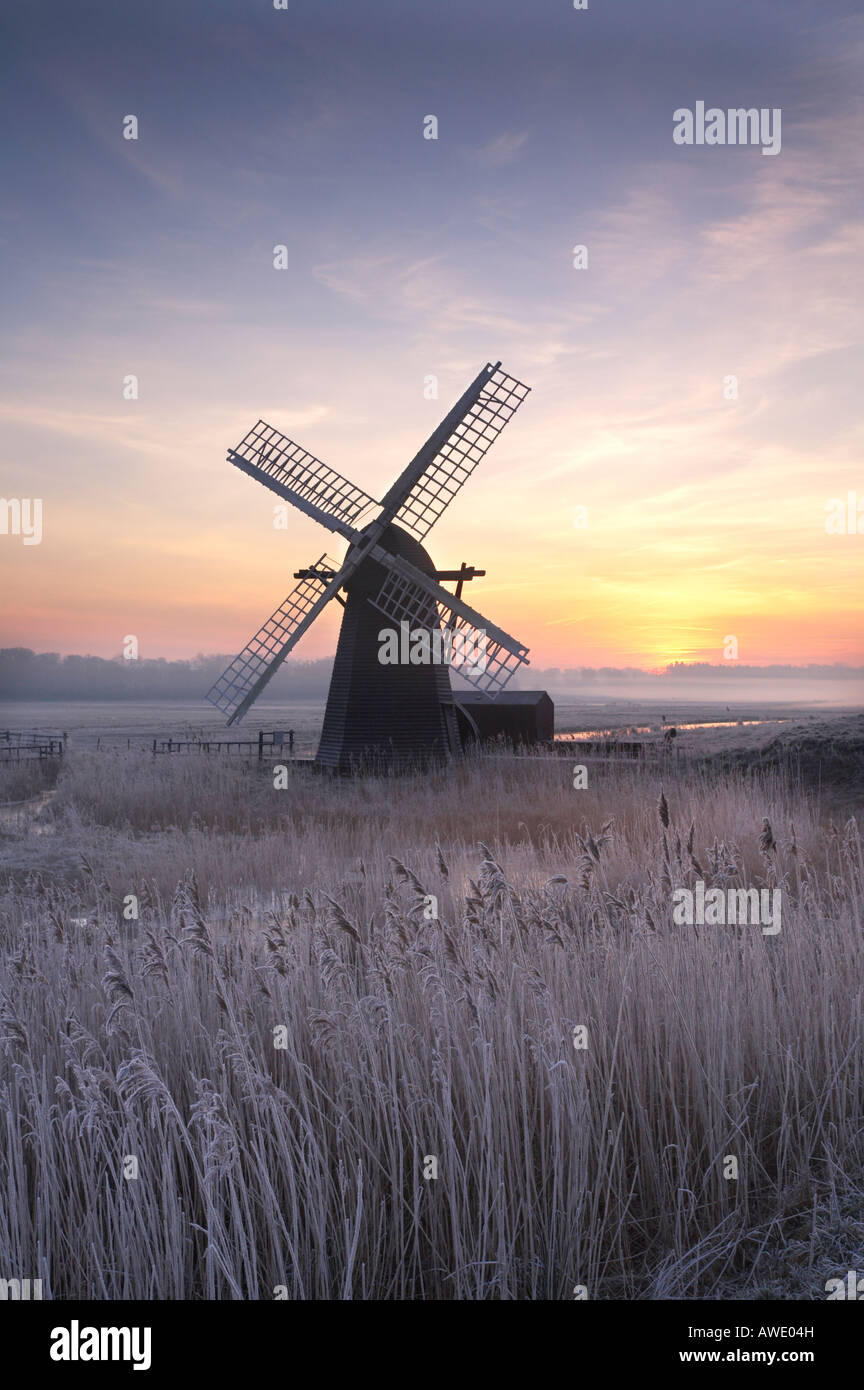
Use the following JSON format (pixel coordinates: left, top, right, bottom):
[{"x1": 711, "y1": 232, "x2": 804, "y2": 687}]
[{"x1": 206, "y1": 361, "x2": 531, "y2": 768}]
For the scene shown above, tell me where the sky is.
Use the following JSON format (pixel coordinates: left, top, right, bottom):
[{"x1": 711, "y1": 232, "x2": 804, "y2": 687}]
[{"x1": 1, "y1": 0, "x2": 862, "y2": 674}]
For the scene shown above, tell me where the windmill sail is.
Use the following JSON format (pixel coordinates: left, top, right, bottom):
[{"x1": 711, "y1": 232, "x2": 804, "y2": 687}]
[
  {"x1": 206, "y1": 555, "x2": 343, "y2": 722},
  {"x1": 209, "y1": 360, "x2": 533, "y2": 748},
  {"x1": 369, "y1": 549, "x2": 529, "y2": 696},
  {"x1": 377, "y1": 363, "x2": 530, "y2": 542},
  {"x1": 228, "y1": 421, "x2": 379, "y2": 539}
]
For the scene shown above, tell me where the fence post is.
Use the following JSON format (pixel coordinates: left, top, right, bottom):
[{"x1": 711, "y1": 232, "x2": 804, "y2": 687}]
[
  {"x1": 258, "y1": 731, "x2": 264, "y2": 761},
  {"x1": 289, "y1": 730, "x2": 294, "y2": 752}
]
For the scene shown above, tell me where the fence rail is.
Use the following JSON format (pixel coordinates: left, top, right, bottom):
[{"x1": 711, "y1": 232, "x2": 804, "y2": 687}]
[
  {"x1": 151, "y1": 730, "x2": 294, "y2": 758},
  {"x1": 0, "y1": 729, "x2": 294, "y2": 760}
]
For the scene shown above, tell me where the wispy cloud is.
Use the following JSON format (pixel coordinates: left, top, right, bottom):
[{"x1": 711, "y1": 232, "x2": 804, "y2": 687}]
[{"x1": 467, "y1": 131, "x2": 529, "y2": 165}]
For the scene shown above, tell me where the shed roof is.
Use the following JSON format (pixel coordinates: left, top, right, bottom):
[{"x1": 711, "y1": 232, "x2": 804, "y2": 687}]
[{"x1": 454, "y1": 690, "x2": 552, "y2": 707}]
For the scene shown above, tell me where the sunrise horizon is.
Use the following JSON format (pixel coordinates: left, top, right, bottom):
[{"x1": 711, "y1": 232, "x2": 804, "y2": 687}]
[{"x1": 2, "y1": 1, "x2": 862, "y2": 678}]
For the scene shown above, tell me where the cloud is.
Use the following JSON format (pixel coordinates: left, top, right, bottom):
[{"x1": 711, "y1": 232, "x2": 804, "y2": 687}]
[{"x1": 467, "y1": 131, "x2": 529, "y2": 166}]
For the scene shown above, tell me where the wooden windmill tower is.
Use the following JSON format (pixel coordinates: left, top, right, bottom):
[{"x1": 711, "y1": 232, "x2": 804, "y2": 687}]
[{"x1": 207, "y1": 362, "x2": 531, "y2": 768}]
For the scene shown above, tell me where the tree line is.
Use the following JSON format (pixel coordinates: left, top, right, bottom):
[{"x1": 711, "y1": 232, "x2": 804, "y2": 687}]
[
  {"x1": 0, "y1": 649, "x2": 335, "y2": 700},
  {"x1": 1, "y1": 648, "x2": 859, "y2": 702}
]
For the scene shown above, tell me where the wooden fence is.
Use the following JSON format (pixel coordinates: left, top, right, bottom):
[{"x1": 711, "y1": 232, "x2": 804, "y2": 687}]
[
  {"x1": 0, "y1": 731, "x2": 66, "y2": 763},
  {"x1": 151, "y1": 730, "x2": 294, "y2": 758},
  {"x1": 0, "y1": 729, "x2": 294, "y2": 761}
]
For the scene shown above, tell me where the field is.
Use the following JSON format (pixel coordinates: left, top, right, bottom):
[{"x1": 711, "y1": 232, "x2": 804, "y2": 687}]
[{"x1": 0, "y1": 705, "x2": 862, "y2": 1299}]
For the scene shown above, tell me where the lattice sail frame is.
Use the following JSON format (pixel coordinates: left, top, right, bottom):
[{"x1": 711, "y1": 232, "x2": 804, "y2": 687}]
[
  {"x1": 389, "y1": 366, "x2": 530, "y2": 542},
  {"x1": 229, "y1": 421, "x2": 378, "y2": 536},
  {"x1": 208, "y1": 361, "x2": 532, "y2": 723},
  {"x1": 369, "y1": 554, "x2": 529, "y2": 696},
  {"x1": 207, "y1": 555, "x2": 340, "y2": 719}
]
